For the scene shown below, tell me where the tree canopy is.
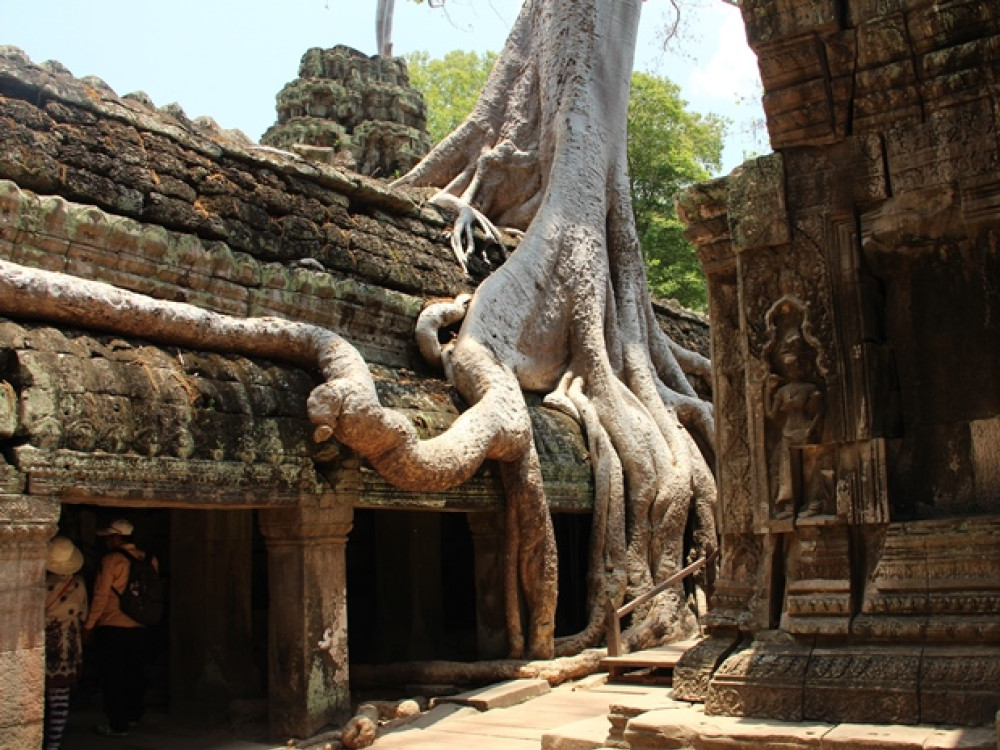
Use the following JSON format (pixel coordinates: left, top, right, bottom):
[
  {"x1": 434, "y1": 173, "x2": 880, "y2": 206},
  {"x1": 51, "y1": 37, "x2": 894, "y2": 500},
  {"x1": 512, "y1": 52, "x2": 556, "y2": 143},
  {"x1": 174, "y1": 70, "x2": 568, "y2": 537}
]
[
  {"x1": 628, "y1": 72, "x2": 726, "y2": 310},
  {"x1": 406, "y1": 51, "x2": 726, "y2": 311},
  {"x1": 406, "y1": 50, "x2": 499, "y2": 144}
]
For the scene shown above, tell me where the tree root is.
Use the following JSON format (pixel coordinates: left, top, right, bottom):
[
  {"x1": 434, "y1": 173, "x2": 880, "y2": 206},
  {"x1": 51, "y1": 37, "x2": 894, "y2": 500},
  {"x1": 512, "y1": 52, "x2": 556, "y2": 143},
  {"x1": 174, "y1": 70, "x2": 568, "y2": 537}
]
[
  {"x1": 351, "y1": 649, "x2": 607, "y2": 690},
  {"x1": 415, "y1": 294, "x2": 472, "y2": 372}
]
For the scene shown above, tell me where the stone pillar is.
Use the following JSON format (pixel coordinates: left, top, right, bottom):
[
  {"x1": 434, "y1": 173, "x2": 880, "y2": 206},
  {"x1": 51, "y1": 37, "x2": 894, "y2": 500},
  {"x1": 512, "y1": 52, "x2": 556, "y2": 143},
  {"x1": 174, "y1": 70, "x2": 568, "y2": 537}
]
[
  {"x1": 0, "y1": 495, "x2": 59, "y2": 750},
  {"x1": 259, "y1": 497, "x2": 353, "y2": 741},
  {"x1": 467, "y1": 511, "x2": 506, "y2": 659},
  {"x1": 169, "y1": 509, "x2": 260, "y2": 723}
]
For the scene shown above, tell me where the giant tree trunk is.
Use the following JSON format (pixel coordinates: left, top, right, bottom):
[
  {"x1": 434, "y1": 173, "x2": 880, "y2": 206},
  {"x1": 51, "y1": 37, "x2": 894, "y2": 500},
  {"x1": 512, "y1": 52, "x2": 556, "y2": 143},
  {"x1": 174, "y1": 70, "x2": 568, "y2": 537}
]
[
  {"x1": 385, "y1": 0, "x2": 718, "y2": 658},
  {"x1": 376, "y1": 0, "x2": 395, "y2": 58}
]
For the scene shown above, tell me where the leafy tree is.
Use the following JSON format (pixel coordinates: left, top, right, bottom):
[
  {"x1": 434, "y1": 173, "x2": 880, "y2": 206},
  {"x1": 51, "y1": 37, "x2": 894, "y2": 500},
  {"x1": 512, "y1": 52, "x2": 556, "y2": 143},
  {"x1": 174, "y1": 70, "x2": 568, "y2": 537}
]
[
  {"x1": 628, "y1": 72, "x2": 726, "y2": 311},
  {"x1": 406, "y1": 50, "x2": 498, "y2": 144}
]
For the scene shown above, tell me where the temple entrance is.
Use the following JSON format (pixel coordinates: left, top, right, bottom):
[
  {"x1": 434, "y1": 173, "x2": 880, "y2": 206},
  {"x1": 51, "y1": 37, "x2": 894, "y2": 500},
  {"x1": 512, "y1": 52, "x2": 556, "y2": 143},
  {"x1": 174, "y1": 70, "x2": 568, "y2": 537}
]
[
  {"x1": 52, "y1": 504, "x2": 269, "y2": 733},
  {"x1": 346, "y1": 507, "x2": 592, "y2": 670},
  {"x1": 347, "y1": 508, "x2": 478, "y2": 665}
]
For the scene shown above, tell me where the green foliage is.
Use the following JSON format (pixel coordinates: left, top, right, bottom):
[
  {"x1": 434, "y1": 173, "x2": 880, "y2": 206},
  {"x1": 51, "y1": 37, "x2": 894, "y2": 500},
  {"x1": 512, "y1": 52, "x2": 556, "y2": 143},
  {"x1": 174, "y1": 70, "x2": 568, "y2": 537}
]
[
  {"x1": 406, "y1": 52, "x2": 726, "y2": 312},
  {"x1": 405, "y1": 50, "x2": 497, "y2": 144},
  {"x1": 628, "y1": 72, "x2": 727, "y2": 311}
]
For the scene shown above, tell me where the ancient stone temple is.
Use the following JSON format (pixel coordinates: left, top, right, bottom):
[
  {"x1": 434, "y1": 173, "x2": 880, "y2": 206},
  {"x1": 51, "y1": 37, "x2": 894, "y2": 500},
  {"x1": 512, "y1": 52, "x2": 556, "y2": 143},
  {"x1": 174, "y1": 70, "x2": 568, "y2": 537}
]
[
  {"x1": 261, "y1": 45, "x2": 433, "y2": 179},
  {"x1": 0, "y1": 44, "x2": 707, "y2": 747},
  {"x1": 676, "y1": 0, "x2": 1000, "y2": 728}
]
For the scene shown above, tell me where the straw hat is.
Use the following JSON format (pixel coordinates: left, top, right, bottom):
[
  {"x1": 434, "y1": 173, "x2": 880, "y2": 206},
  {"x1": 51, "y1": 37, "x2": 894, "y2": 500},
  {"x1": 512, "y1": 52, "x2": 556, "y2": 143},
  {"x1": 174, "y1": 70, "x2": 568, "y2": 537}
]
[
  {"x1": 96, "y1": 518, "x2": 134, "y2": 537},
  {"x1": 47, "y1": 536, "x2": 84, "y2": 576}
]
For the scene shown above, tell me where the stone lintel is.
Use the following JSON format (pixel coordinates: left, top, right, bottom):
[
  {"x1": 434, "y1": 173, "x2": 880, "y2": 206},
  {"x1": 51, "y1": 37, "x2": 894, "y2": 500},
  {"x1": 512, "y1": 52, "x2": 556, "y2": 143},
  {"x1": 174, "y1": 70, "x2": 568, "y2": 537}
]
[{"x1": 16, "y1": 447, "x2": 321, "y2": 508}]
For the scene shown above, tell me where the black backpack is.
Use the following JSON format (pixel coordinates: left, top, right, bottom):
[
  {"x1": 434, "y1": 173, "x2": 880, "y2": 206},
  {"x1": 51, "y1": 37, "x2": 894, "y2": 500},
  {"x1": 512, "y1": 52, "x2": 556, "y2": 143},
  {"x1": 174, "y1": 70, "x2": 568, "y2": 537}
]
[{"x1": 114, "y1": 549, "x2": 164, "y2": 626}]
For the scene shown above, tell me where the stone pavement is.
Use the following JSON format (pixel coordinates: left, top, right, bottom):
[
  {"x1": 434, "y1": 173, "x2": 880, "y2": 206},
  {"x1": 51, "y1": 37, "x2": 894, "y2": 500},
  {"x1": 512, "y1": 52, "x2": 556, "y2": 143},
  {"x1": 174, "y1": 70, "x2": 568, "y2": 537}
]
[
  {"x1": 373, "y1": 677, "x2": 670, "y2": 749},
  {"x1": 57, "y1": 677, "x2": 999, "y2": 750}
]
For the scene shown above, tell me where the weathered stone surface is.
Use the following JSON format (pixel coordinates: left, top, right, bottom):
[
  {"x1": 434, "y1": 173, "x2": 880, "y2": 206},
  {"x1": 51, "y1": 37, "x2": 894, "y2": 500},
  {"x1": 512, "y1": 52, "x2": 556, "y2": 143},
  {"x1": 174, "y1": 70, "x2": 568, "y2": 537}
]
[
  {"x1": 821, "y1": 724, "x2": 942, "y2": 750},
  {"x1": 804, "y1": 646, "x2": 921, "y2": 725},
  {"x1": 0, "y1": 643, "x2": 44, "y2": 741},
  {"x1": 540, "y1": 715, "x2": 611, "y2": 750},
  {"x1": 673, "y1": 635, "x2": 739, "y2": 703},
  {"x1": 0, "y1": 49, "x2": 465, "y2": 298},
  {"x1": 262, "y1": 46, "x2": 433, "y2": 179},
  {"x1": 856, "y1": 519, "x2": 1000, "y2": 642},
  {"x1": 0, "y1": 319, "x2": 594, "y2": 512},
  {"x1": 444, "y1": 677, "x2": 552, "y2": 711},
  {"x1": 625, "y1": 704, "x2": 830, "y2": 750},
  {"x1": 679, "y1": 0, "x2": 1000, "y2": 729},
  {"x1": 706, "y1": 633, "x2": 812, "y2": 722},
  {"x1": 726, "y1": 154, "x2": 788, "y2": 252}
]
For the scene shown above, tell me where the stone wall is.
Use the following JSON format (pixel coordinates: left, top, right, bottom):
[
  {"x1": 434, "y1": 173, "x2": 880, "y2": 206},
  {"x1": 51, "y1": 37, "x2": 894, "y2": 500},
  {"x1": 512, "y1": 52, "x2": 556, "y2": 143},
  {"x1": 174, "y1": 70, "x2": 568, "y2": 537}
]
[{"x1": 676, "y1": 0, "x2": 1000, "y2": 728}]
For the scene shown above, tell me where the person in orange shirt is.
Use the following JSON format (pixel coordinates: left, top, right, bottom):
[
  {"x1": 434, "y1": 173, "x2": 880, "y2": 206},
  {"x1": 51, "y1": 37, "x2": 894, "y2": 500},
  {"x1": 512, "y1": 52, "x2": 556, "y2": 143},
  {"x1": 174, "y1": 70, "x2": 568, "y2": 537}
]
[{"x1": 83, "y1": 519, "x2": 158, "y2": 738}]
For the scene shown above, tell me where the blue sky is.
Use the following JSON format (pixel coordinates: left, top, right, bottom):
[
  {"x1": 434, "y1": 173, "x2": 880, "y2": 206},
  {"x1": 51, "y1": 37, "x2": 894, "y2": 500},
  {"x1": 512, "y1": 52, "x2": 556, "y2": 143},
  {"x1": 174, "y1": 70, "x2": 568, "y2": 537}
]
[{"x1": 2, "y1": 0, "x2": 766, "y2": 173}]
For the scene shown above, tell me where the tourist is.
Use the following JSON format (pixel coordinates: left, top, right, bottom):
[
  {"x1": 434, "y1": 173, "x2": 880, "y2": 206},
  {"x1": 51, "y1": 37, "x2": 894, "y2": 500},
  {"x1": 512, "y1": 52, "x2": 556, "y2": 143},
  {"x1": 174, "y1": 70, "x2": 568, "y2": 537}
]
[
  {"x1": 44, "y1": 536, "x2": 89, "y2": 750},
  {"x1": 83, "y1": 519, "x2": 158, "y2": 738}
]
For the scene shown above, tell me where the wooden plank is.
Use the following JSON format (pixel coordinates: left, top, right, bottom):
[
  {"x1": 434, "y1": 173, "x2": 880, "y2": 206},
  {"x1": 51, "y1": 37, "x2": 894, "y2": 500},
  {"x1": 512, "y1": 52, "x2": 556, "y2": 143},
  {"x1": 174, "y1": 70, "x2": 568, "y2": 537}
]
[{"x1": 600, "y1": 640, "x2": 701, "y2": 684}]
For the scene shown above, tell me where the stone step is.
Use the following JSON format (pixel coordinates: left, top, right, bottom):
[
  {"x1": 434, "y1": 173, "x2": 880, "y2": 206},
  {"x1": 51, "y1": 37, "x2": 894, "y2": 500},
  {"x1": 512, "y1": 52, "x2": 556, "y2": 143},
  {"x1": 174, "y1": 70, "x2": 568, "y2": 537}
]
[
  {"x1": 541, "y1": 715, "x2": 614, "y2": 750},
  {"x1": 438, "y1": 678, "x2": 552, "y2": 711},
  {"x1": 624, "y1": 704, "x2": 999, "y2": 750}
]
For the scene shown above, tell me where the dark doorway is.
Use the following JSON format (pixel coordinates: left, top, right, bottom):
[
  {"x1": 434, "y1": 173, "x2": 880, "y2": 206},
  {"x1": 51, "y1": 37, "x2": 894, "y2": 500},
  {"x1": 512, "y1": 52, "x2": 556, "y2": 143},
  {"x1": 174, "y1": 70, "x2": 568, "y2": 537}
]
[{"x1": 347, "y1": 509, "x2": 477, "y2": 665}]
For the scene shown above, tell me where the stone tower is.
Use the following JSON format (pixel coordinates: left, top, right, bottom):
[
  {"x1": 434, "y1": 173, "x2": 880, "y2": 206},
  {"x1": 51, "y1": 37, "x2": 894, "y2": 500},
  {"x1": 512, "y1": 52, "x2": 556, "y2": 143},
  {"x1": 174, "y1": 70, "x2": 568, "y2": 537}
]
[{"x1": 262, "y1": 45, "x2": 433, "y2": 178}]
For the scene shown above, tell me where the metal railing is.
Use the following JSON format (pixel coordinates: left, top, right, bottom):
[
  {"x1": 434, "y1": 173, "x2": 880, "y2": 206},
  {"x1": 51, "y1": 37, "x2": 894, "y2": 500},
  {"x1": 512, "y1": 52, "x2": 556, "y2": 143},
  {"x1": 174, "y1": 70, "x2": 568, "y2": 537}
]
[{"x1": 605, "y1": 549, "x2": 718, "y2": 657}]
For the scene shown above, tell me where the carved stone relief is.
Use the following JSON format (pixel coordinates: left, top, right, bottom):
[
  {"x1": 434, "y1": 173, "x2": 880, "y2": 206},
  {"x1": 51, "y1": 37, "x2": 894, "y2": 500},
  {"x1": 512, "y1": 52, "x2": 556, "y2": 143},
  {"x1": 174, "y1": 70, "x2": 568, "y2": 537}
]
[
  {"x1": 710, "y1": 280, "x2": 753, "y2": 535},
  {"x1": 706, "y1": 631, "x2": 812, "y2": 722},
  {"x1": 803, "y1": 645, "x2": 921, "y2": 724},
  {"x1": 685, "y1": 0, "x2": 1000, "y2": 729},
  {"x1": 761, "y1": 295, "x2": 829, "y2": 521}
]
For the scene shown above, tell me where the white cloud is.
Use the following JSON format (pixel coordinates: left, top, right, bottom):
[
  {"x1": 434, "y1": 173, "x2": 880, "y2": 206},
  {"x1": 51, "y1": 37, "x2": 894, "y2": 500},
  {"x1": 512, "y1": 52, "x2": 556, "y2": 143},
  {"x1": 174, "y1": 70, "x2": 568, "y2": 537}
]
[{"x1": 687, "y1": 9, "x2": 761, "y2": 106}]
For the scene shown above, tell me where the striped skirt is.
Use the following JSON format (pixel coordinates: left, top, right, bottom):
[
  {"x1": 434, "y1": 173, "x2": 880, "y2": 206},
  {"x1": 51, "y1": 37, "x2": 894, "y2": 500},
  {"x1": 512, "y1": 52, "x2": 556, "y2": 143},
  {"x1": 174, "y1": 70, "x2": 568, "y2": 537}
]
[{"x1": 44, "y1": 686, "x2": 72, "y2": 750}]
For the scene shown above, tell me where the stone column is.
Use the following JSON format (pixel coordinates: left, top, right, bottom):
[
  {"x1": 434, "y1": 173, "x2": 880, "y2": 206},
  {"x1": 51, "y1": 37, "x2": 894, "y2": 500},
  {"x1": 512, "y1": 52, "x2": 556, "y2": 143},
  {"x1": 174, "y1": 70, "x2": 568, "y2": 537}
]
[
  {"x1": 169, "y1": 509, "x2": 260, "y2": 723},
  {"x1": 0, "y1": 495, "x2": 59, "y2": 750},
  {"x1": 259, "y1": 497, "x2": 353, "y2": 740},
  {"x1": 466, "y1": 511, "x2": 506, "y2": 659}
]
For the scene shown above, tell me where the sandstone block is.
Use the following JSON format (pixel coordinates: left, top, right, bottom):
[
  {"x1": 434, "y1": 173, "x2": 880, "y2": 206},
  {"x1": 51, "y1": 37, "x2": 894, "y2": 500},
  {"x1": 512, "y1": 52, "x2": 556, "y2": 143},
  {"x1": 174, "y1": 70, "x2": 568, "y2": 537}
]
[{"x1": 445, "y1": 678, "x2": 551, "y2": 711}]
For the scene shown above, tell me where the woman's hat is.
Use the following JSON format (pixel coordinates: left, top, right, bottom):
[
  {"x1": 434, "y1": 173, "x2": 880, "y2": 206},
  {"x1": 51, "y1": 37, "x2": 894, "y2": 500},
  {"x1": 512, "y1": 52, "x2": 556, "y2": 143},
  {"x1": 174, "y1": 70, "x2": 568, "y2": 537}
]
[
  {"x1": 96, "y1": 518, "x2": 134, "y2": 537},
  {"x1": 46, "y1": 536, "x2": 84, "y2": 576}
]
